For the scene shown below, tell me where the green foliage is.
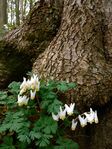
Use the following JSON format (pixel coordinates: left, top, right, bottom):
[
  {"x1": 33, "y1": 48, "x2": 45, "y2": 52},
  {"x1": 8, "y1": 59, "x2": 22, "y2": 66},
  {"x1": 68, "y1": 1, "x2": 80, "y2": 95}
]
[
  {"x1": 0, "y1": 81, "x2": 20, "y2": 107},
  {"x1": 0, "y1": 91, "x2": 8, "y2": 105},
  {"x1": 57, "y1": 81, "x2": 76, "y2": 92},
  {"x1": 0, "y1": 79, "x2": 77, "y2": 149},
  {"x1": 8, "y1": 81, "x2": 21, "y2": 95},
  {"x1": 0, "y1": 136, "x2": 16, "y2": 149},
  {"x1": 54, "y1": 137, "x2": 79, "y2": 149}
]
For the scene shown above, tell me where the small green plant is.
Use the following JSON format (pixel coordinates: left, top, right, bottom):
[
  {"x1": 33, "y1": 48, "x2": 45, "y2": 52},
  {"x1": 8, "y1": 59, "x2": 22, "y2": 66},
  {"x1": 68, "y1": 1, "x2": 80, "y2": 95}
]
[{"x1": 0, "y1": 74, "x2": 98, "y2": 149}]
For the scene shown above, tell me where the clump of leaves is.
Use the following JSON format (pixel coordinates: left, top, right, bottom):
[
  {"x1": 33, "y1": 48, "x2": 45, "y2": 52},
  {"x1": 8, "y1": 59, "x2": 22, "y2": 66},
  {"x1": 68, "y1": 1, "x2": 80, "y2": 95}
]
[{"x1": 0, "y1": 77, "x2": 78, "y2": 149}]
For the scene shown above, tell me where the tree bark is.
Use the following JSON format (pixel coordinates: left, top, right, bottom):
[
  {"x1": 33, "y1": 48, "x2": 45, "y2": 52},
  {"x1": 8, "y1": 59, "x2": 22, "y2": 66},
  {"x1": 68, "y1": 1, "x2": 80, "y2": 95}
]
[
  {"x1": 32, "y1": 1, "x2": 112, "y2": 147},
  {"x1": 0, "y1": 0, "x2": 7, "y2": 28},
  {"x1": 33, "y1": 0, "x2": 112, "y2": 107},
  {"x1": 0, "y1": 0, "x2": 112, "y2": 148},
  {"x1": 2, "y1": 0, "x2": 63, "y2": 57},
  {"x1": 30, "y1": 0, "x2": 33, "y2": 10},
  {"x1": 15, "y1": 0, "x2": 20, "y2": 26},
  {"x1": 19, "y1": 0, "x2": 24, "y2": 22},
  {"x1": 0, "y1": 0, "x2": 63, "y2": 88}
]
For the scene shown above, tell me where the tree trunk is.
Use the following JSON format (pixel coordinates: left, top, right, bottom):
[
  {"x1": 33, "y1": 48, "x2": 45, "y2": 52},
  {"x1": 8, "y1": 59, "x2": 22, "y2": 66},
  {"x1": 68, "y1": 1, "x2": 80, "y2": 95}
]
[
  {"x1": 23, "y1": 0, "x2": 27, "y2": 17},
  {"x1": 30, "y1": 0, "x2": 33, "y2": 10},
  {"x1": 0, "y1": 0, "x2": 63, "y2": 88},
  {"x1": 19, "y1": 0, "x2": 24, "y2": 22},
  {"x1": 32, "y1": 1, "x2": 112, "y2": 147},
  {"x1": 33, "y1": 0, "x2": 112, "y2": 107},
  {"x1": 0, "y1": 0, "x2": 112, "y2": 148},
  {"x1": 3, "y1": 0, "x2": 7, "y2": 25},
  {"x1": 0, "y1": 0, "x2": 7, "y2": 28},
  {"x1": 2, "y1": 0, "x2": 63, "y2": 56},
  {"x1": 15, "y1": 0, "x2": 20, "y2": 26},
  {"x1": 10, "y1": 0, "x2": 13, "y2": 25}
]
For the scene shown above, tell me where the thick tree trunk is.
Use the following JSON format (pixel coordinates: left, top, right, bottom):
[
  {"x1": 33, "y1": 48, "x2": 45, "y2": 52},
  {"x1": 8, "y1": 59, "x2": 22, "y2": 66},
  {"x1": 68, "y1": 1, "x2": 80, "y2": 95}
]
[
  {"x1": 0, "y1": 0, "x2": 63, "y2": 88},
  {"x1": 32, "y1": 1, "x2": 112, "y2": 148},
  {"x1": 2, "y1": 0, "x2": 63, "y2": 57},
  {"x1": 0, "y1": 0, "x2": 112, "y2": 148},
  {"x1": 33, "y1": 0, "x2": 112, "y2": 107}
]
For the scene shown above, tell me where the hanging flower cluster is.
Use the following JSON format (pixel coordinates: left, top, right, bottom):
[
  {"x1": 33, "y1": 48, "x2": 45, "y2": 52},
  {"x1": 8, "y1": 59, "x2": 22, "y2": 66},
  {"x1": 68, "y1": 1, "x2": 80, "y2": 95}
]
[
  {"x1": 52, "y1": 103, "x2": 75, "y2": 121},
  {"x1": 17, "y1": 74, "x2": 99, "y2": 132},
  {"x1": 17, "y1": 74, "x2": 40, "y2": 106},
  {"x1": 52, "y1": 104, "x2": 98, "y2": 131}
]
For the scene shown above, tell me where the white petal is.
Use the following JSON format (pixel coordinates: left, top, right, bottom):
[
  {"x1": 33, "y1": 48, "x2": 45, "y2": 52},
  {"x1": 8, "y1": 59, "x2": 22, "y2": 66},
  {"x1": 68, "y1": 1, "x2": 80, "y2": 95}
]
[
  {"x1": 94, "y1": 111, "x2": 98, "y2": 123},
  {"x1": 78, "y1": 115, "x2": 87, "y2": 127},
  {"x1": 59, "y1": 106, "x2": 66, "y2": 120},
  {"x1": 52, "y1": 113, "x2": 59, "y2": 121},
  {"x1": 90, "y1": 108, "x2": 94, "y2": 113},
  {"x1": 19, "y1": 88, "x2": 26, "y2": 95},
  {"x1": 84, "y1": 112, "x2": 94, "y2": 124},
  {"x1": 30, "y1": 90, "x2": 36, "y2": 100},
  {"x1": 17, "y1": 95, "x2": 29, "y2": 106},
  {"x1": 65, "y1": 104, "x2": 70, "y2": 111},
  {"x1": 20, "y1": 77, "x2": 27, "y2": 89},
  {"x1": 71, "y1": 119, "x2": 78, "y2": 131},
  {"x1": 65, "y1": 103, "x2": 75, "y2": 116}
]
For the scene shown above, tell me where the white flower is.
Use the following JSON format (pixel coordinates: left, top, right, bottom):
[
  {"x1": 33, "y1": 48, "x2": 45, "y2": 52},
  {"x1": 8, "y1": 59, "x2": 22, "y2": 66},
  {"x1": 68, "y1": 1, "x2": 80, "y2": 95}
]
[
  {"x1": 29, "y1": 74, "x2": 40, "y2": 91},
  {"x1": 71, "y1": 119, "x2": 78, "y2": 131},
  {"x1": 20, "y1": 77, "x2": 27, "y2": 89},
  {"x1": 94, "y1": 110, "x2": 98, "y2": 124},
  {"x1": 19, "y1": 74, "x2": 40, "y2": 95},
  {"x1": 65, "y1": 103, "x2": 75, "y2": 116},
  {"x1": 30, "y1": 90, "x2": 36, "y2": 100},
  {"x1": 27, "y1": 79, "x2": 31, "y2": 87},
  {"x1": 19, "y1": 88, "x2": 25, "y2": 95},
  {"x1": 20, "y1": 77, "x2": 29, "y2": 95},
  {"x1": 58, "y1": 106, "x2": 66, "y2": 120},
  {"x1": 17, "y1": 95, "x2": 29, "y2": 106},
  {"x1": 52, "y1": 113, "x2": 59, "y2": 121},
  {"x1": 84, "y1": 108, "x2": 95, "y2": 124},
  {"x1": 78, "y1": 115, "x2": 87, "y2": 127}
]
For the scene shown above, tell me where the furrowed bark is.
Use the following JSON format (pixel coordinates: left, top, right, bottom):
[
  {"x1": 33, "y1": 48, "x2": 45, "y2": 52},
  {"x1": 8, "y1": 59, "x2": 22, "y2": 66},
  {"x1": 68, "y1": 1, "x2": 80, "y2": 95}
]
[
  {"x1": 33, "y1": 0, "x2": 112, "y2": 107},
  {"x1": 2, "y1": 0, "x2": 63, "y2": 57},
  {"x1": 32, "y1": 1, "x2": 112, "y2": 147},
  {"x1": 0, "y1": 0, "x2": 112, "y2": 148},
  {"x1": 0, "y1": 0, "x2": 63, "y2": 88}
]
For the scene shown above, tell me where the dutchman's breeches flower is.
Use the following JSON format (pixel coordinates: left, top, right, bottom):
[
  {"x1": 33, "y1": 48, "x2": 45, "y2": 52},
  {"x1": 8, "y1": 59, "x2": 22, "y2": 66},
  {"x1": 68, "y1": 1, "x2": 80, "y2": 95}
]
[
  {"x1": 18, "y1": 75, "x2": 99, "y2": 133},
  {"x1": 30, "y1": 74, "x2": 40, "y2": 91},
  {"x1": 52, "y1": 103, "x2": 99, "y2": 131},
  {"x1": 20, "y1": 77, "x2": 27, "y2": 89},
  {"x1": 20, "y1": 77, "x2": 29, "y2": 95},
  {"x1": 52, "y1": 106, "x2": 67, "y2": 121},
  {"x1": 78, "y1": 115, "x2": 87, "y2": 127},
  {"x1": 30, "y1": 90, "x2": 36, "y2": 100},
  {"x1": 52, "y1": 113, "x2": 59, "y2": 121},
  {"x1": 65, "y1": 103, "x2": 75, "y2": 116},
  {"x1": 94, "y1": 110, "x2": 98, "y2": 124},
  {"x1": 71, "y1": 119, "x2": 78, "y2": 131},
  {"x1": 58, "y1": 106, "x2": 66, "y2": 120},
  {"x1": 17, "y1": 95, "x2": 29, "y2": 106},
  {"x1": 84, "y1": 108, "x2": 99, "y2": 124},
  {"x1": 18, "y1": 74, "x2": 40, "y2": 105},
  {"x1": 84, "y1": 109, "x2": 94, "y2": 124}
]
